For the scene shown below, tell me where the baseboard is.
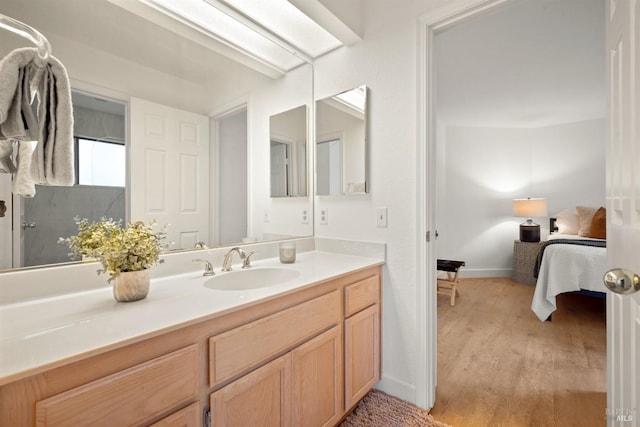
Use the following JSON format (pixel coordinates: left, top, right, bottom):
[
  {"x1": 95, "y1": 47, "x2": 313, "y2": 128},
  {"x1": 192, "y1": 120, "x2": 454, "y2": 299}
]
[
  {"x1": 375, "y1": 374, "x2": 417, "y2": 405},
  {"x1": 460, "y1": 268, "x2": 512, "y2": 278}
]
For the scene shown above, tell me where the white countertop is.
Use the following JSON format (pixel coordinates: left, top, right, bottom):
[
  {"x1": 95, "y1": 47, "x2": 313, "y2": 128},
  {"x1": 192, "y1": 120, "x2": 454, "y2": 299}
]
[{"x1": 0, "y1": 250, "x2": 383, "y2": 386}]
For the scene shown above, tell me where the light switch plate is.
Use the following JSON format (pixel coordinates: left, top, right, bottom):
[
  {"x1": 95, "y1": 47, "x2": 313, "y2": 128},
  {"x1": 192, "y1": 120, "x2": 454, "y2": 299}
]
[
  {"x1": 376, "y1": 207, "x2": 388, "y2": 228},
  {"x1": 264, "y1": 209, "x2": 270, "y2": 222}
]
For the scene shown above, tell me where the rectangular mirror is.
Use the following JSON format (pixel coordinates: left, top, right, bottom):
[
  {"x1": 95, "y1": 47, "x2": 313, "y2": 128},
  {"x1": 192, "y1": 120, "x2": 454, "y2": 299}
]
[
  {"x1": 270, "y1": 105, "x2": 308, "y2": 198},
  {"x1": 316, "y1": 85, "x2": 368, "y2": 195},
  {"x1": 0, "y1": 0, "x2": 313, "y2": 272}
]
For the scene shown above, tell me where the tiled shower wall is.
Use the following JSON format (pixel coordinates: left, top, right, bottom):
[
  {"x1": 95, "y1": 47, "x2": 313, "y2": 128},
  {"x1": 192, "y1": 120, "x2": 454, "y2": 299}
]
[{"x1": 22, "y1": 186, "x2": 125, "y2": 266}]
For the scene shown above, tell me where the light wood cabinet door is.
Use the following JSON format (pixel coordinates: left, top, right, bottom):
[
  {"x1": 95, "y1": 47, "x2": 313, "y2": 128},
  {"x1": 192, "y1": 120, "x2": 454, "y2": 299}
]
[
  {"x1": 344, "y1": 304, "x2": 380, "y2": 410},
  {"x1": 291, "y1": 325, "x2": 343, "y2": 427},
  {"x1": 210, "y1": 355, "x2": 291, "y2": 427}
]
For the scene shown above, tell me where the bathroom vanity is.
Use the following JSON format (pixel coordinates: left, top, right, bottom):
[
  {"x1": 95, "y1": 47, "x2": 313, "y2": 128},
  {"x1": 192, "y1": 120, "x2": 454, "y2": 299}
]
[{"x1": 0, "y1": 250, "x2": 382, "y2": 426}]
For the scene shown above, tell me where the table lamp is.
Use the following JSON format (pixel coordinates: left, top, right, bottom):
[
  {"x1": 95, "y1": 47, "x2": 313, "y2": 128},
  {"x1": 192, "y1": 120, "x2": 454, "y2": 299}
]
[{"x1": 513, "y1": 198, "x2": 547, "y2": 242}]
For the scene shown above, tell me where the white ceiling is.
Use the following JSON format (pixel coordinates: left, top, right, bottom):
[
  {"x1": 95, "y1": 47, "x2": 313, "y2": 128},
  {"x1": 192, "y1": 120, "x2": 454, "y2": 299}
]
[
  {"x1": 434, "y1": 0, "x2": 605, "y2": 128},
  {"x1": 2, "y1": 0, "x2": 276, "y2": 86},
  {"x1": 3, "y1": 0, "x2": 604, "y2": 129},
  {"x1": 1, "y1": 0, "x2": 363, "y2": 84}
]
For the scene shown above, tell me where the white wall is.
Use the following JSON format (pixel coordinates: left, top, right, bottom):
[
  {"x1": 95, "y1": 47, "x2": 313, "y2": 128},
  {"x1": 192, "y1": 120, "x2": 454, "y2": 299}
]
[
  {"x1": 314, "y1": 1, "x2": 444, "y2": 401},
  {"x1": 437, "y1": 119, "x2": 606, "y2": 276}
]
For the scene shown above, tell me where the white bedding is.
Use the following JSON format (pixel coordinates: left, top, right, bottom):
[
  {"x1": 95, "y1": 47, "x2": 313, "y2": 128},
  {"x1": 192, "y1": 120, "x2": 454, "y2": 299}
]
[{"x1": 531, "y1": 238, "x2": 607, "y2": 321}]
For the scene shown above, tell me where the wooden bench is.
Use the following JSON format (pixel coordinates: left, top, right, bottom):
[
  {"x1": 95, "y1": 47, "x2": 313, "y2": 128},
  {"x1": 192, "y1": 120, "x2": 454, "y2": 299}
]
[{"x1": 437, "y1": 259, "x2": 465, "y2": 306}]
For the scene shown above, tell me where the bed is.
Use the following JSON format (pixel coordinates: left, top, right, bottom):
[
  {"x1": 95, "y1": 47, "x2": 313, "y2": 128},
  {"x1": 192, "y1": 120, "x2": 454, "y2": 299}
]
[{"x1": 530, "y1": 207, "x2": 608, "y2": 321}]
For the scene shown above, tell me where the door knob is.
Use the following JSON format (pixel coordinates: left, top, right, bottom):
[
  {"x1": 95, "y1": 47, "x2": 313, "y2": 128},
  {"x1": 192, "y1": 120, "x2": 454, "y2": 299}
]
[
  {"x1": 21, "y1": 221, "x2": 36, "y2": 230},
  {"x1": 603, "y1": 268, "x2": 640, "y2": 295}
]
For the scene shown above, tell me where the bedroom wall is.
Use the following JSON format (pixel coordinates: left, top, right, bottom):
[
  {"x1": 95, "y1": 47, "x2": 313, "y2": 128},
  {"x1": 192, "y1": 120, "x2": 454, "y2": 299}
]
[{"x1": 436, "y1": 119, "x2": 606, "y2": 277}]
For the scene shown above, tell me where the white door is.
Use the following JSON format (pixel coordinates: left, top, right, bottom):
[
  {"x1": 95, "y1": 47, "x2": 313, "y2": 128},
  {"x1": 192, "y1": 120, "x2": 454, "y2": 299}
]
[
  {"x1": 130, "y1": 98, "x2": 210, "y2": 250},
  {"x1": 606, "y1": 0, "x2": 640, "y2": 425},
  {"x1": 270, "y1": 142, "x2": 288, "y2": 197}
]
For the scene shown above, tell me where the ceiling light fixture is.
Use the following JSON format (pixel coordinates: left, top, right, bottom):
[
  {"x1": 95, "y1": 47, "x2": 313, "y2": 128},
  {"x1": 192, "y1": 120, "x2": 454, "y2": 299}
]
[
  {"x1": 140, "y1": 0, "x2": 342, "y2": 73},
  {"x1": 218, "y1": 0, "x2": 342, "y2": 58}
]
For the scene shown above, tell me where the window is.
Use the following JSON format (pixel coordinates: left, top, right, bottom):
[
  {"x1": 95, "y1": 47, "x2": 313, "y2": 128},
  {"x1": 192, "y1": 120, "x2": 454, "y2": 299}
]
[{"x1": 76, "y1": 138, "x2": 125, "y2": 187}]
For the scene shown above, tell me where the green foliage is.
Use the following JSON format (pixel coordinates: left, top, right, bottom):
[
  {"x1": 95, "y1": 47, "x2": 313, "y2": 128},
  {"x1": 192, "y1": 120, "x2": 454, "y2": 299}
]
[{"x1": 61, "y1": 217, "x2": 167, "y2": 281}]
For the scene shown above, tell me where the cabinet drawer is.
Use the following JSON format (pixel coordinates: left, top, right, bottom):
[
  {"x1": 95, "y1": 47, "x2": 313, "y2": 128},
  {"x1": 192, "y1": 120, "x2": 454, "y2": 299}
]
[
  {"x1": 35, "y1": 345, "x2": 198, "y2": 427},
  {"x1": 344, "y1": 274, "x2": 380, "y2": 317},
  {"x1": 209, "y1": 290, "x2": 341, "y2": 386}
]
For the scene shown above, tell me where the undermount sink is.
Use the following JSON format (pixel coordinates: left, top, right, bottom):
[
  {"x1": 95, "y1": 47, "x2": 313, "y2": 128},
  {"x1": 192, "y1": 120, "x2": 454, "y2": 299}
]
[{"x1": 203, "y1": 267, "x2": 300, "y2": 291}]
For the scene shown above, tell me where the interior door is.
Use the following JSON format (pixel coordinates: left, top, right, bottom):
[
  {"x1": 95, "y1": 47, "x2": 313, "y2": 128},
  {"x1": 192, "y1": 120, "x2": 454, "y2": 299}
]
[
  {"x1": 606, "y1": 0, "x2": 640, "y2": 425},
  {"x1": 130, "y1": 98, "x2": 210, "y2": 250},
  {"x1": 270, "y1": 142, "x2": 288, "y2": 197}
]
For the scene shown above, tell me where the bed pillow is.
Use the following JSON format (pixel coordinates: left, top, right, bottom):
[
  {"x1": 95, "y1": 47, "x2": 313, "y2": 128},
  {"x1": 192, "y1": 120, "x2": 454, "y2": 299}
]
[
  {"x1": 588, "y1": 207, "x2": 606, "y2": 239},
  {"x1": 576, "y1": 206, "x2": 598, "y2": 237},
  {"x1": 554, "y1": 208, "x2": 580, "y2": 235}
]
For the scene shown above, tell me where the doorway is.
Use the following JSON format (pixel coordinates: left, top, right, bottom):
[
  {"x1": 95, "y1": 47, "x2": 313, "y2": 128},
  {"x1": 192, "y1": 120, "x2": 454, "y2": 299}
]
[
  {"x1": 214, "y1": 106, "x2": 248, "y2": 246},
  {"x1": 416, "y1": 0, "x2": 606, "y2": 412}
]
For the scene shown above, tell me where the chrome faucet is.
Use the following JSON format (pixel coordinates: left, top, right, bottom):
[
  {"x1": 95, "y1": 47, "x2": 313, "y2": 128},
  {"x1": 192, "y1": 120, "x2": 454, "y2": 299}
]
[
  {"x1": 221, "y1": 247, "x2": 256, "y2": 271},
  {"x1": 221, "y1": 247, "x2": 245, "y2": 272},
  {"x1": 242, "y1": 251, "x2": 256, "y2": 269},
  {"x1": 192, "y1": 259, "x2": 215, "y2": 276}
]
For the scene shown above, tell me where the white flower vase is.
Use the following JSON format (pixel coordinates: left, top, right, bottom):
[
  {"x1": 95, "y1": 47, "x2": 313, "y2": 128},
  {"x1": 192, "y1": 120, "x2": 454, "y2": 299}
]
[{"x1": 113, "y1": 269, "x2": 150, "y2": 302}]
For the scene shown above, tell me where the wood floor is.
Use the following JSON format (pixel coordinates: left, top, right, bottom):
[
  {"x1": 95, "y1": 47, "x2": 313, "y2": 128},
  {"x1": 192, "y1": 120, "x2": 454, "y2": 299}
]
[{"x1": 430, "y1": 277, "x2": 606, "y2": 427}]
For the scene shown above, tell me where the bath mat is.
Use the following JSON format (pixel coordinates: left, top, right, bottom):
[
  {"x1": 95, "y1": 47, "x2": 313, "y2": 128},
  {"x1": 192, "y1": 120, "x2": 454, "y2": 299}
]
[{"x1": 340, "y1": 389, "x2": 452, "y2": 427}]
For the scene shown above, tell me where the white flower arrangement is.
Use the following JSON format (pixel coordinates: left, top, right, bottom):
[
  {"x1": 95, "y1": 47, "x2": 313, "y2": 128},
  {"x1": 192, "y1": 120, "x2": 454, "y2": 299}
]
[{"x1": 61, "y1": 217, "x2": 168, "y2": 282}]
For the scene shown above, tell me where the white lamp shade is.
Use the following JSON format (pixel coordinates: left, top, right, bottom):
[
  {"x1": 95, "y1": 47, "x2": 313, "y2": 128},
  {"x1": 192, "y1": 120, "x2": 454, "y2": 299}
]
[{"x1": 513, "y1": 198, "x2": 547, "y2": 218}]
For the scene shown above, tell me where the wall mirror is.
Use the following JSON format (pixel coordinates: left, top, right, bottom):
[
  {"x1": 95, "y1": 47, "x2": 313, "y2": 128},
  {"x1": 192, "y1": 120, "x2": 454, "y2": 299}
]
[
  {"x1": 13, "y1": 92, "x2": 127, "y2": 268},
  {"x1": 270, "y1": 105, "x2": 308, "y2": 198},
  {"x1": 316, "y1": 85, "x2": 368, "y2": 196},
  {"x1": 0, "y1": 0, "x2": 313, "y2": 272}
]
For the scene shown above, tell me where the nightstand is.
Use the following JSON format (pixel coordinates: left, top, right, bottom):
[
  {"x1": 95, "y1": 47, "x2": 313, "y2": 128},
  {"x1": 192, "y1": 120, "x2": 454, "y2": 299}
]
[{"x1": 512, "y1": 240, "x2": 544, "y2": 285}]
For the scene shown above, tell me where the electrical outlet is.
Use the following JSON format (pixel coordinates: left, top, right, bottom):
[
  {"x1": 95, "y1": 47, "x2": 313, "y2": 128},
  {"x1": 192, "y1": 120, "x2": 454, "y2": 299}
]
[
  {"x1": 264, "y1": 209, "x2": 270, "y2": 222},
  {"x1": 376, "y1": 207, "x2": 388, "y2": 228},
  {"x1": 302, "y1": 209, "x2": 309, "y2": 224},
  {"x1": 319, "y1": 208, "x2": 329, "y2": 225}
]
